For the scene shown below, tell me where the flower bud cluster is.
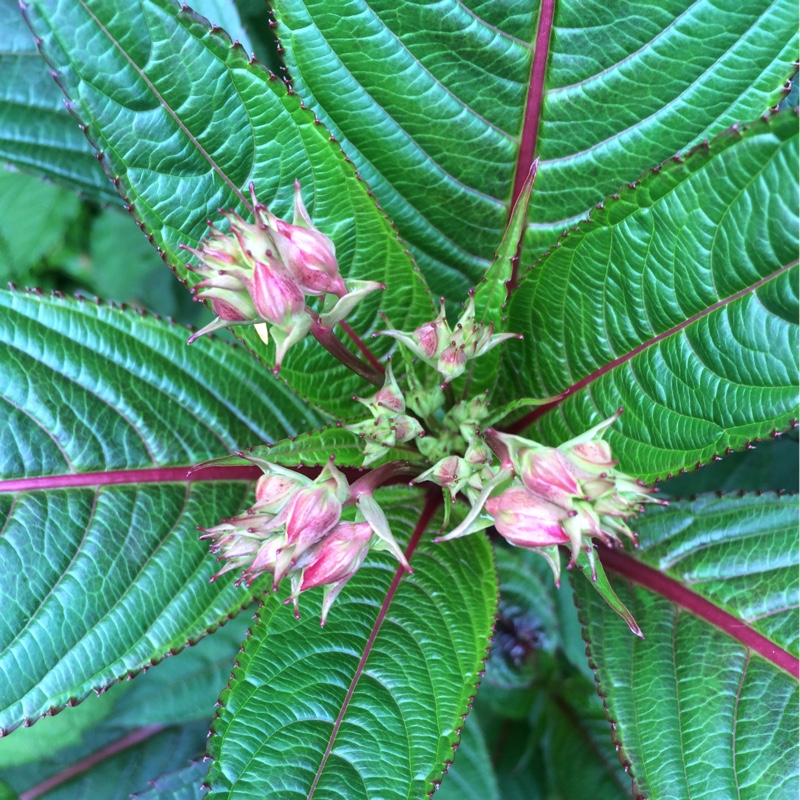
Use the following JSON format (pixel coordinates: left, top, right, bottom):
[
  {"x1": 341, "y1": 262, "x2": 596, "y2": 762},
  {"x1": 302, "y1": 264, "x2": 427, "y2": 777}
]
[
  {"x1": 345, "y1": 362, "x2": 425, "y2": 465},
  {"x1": 378, "y1": 293, "x2": 521, "y2": 384},
  {"x1": 199, "y1": 458, "x2": 408, "y2": 625},
  {"x1": 435, "y1": 411, "x2": 663, "y2": 585},
  {"x1": 183, "y1": 182, "x2": 380, "y2": 370},
  {"x1": 486, "y1": 412, "x2": 661, "y2": 582}
]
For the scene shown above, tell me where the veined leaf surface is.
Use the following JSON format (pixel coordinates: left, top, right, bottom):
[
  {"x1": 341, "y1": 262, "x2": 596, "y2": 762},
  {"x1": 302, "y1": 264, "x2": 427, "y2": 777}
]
[
  {"x1": 574, "y1": 493, "x2": 799, "y2": 800},
  {"x1": 272, "y1": 0, "x2": 796, "y2": 297},
  {"x1": 23, "y1": 0, "x2": 433, "y2": 416},
  {"x1": 0, "y1": 289, "x2": 318, "y2": 733},
  {"x1": 207, "y1": 488, "x2": 497, "y2": 799},
  {"x1": 0, "y1": 0, "x2": 113, "y2": 200},
  {"x1": 505, "y1": 112, "x2": 799, "y2": 481}
]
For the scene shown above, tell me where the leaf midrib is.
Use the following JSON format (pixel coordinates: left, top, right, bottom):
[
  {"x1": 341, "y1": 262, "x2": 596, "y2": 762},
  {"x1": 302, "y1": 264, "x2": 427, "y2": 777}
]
[
  {"x1": 598, "y1": 545, "x2": 799, "y2": 675},
  {"x1": 305, "y1": 492, "x2": 441, "y2": 800},
  {"x1": 509, "y1": 260, "x2": 799, "y2": 434}
]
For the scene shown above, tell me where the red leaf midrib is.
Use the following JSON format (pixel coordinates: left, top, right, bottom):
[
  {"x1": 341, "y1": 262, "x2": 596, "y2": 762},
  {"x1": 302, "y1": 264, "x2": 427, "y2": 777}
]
[
  {"x1": 508, "y1": 259, "x2": 799, "y2": 434},
  {"x1": 598, "y1": 545, "x2": 799, "y2": 676}
]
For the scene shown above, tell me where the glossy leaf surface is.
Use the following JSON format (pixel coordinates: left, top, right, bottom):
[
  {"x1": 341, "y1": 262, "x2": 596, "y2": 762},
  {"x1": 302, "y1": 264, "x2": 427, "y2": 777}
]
[
  {"x1": 273, "y1": 0, "x2": 796, "y2": 297},
  {"x1": 207, "y1": 488, "x2": 497, "y2": 799},
  {"x1": 0, "y1": 0, "x2": 114, "y2": 200},
  {"x1": 507, "y1": 112, "x2": 799, "y2": 481},
  {"x1": 575, "y1": 493, "x2": 799, "y2": 799},
  {"x1": 24, "y1": 0, "x2": 433, "y2": 416},
  {"x1": 231, "y1": 425, "x2": 426, "y2": 470},
  {"x1": 0, "y1": 290, "x2": 318, "y2": 733}
]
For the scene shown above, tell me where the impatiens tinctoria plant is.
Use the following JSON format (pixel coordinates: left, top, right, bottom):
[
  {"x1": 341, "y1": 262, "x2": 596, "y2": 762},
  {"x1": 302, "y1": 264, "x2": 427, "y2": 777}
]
[{"x1": 0, "y1": 0, "x2": 796, "y2": 798}]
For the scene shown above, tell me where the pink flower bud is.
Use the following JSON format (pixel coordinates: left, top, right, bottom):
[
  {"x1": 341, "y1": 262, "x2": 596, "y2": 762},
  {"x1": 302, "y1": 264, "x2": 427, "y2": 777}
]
[
  {"x1": 284, "y1": 482, "x2": 342, "y2": 558},
  {"x1": 253, "y1": 473, "x2": 303, "y2": 513},
  {"x1": 517, "y1": 448, "x2": 580, "y2": 507},
  {"x1": 251, "y1": 257, "x2": 306, "y2": 328},
  {"x1": 258, "y1": 182, "x2": 345, "y2": 297},
  {"x1": 271, "y1": 223, "x2": 345, "y2": 297},
  {"x1": 437, "y1": 343, "x2": 468, "y2": 382},
  {"x1": 485, "y1": 486, "x2": 570, "y2": 549},
  {"x1": 392, "y1": 414, "x2": 425, "y2": 442},
  {"x1": 373, "y1": 361, "x2": 405, "y2": 413},
  {"x1": 299, "y1": 521, "x2": 373, "y2": 592},
  {"x1": 563, "y1": 439, "x2": 617, "y2": 477}
]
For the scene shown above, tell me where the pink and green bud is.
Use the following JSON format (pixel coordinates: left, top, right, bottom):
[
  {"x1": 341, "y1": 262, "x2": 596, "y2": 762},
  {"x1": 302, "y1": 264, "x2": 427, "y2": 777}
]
[
  {"x1": 183, "y1": 183, "x2": 368, "y2": 352},
  {"x1": 378, "y1": 295, "x2": 521, "y2": 384},
  {"x1": 299, "y1": 522, "x2": 373, "y2": 592},
  {"x1": 356, "y1": 361, "x2": 406, "y2": 414},
  {"x1": 251, "y1": 256, "x2": 306, "y2": 328},
  {"x1": 415, "y1": 455, "x2": 473, "y2": 503},
  {"x1": 319, "y1": 280, "x2": 384, "y2": 328},
  {"x1": 392, "y1": 414, "x2": 425, "y2": 442},
  {"x1": 259, "y1": 181, "x2": 345, "y2": 297},
  {"x1": 485, "y1": 487, "x2": 571, "y2": 549},
  {"x1": 291, "y1": 522, "x2": 374, "y2": 624},
  {"x1": 356, "y1": 492, "x2": 411, "y2": 572},
  {"x1": 518, "y1": 447, "x2": 580, "y2": 507}
]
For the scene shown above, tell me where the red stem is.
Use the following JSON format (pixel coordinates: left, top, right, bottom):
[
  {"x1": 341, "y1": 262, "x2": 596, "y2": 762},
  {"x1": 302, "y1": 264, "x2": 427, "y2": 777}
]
[
  {"x1": 0, "y1": 462, "x2": 426, "y2": 495},
  {"x1": 310, "y1": 315, "x2": 383, "y2": 386},
  {"x1": 0, "y1": 465, "x2": 263, "y2": 494},
  {"x1": 506, "y1": 261, "x2": 798, "y2": 434},
  {"x1": 339, "y1": 320, "x2": 385, "y2": 374},
  {"x1": 348, "y1": 460, "x2": 425, "y2": 498},
  {"x1": 598, "y1": 545, "x2": 799, "y2": 676},
  {"x1": 306, "y1": 492, "x2": 441, "y2": 799},
  {"x1": 18, "y1": 724, "x2": 166, "y2": 800},
  {"x1": 507, "y1": 0, "x2": 555, "y2": 290}
]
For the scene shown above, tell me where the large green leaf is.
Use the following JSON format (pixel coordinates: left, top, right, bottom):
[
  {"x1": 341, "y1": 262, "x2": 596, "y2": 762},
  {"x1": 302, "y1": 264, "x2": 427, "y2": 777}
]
[
  {"x1": 1, "y1": 723, "x2": 209, "y2": 800},
  {"x1": 207, "y1": 488, "x2": 497, "y2": 798},
  {"x1": 272, "y1": 0, "x2": 796, "y2": 299},
  {"x1": 471, "y1": 544, "x2": 628, "y2": 800},
  {"x1": 435, "y1": 716, "x2": 498, "y2": 800},
  {"x1": 133, "y1": 762, "x2": 208, "y2": 800},
  {"x1": 0, "y1": 170, "x2": 80, "y2": 279},
  {"x1": 0, "y1": 0, "x2": 114, "y2": 200},
  {"x1": 0, "y1": 0, "x2": 253, "y2": 203},
  {"x1": 0, "y1": 615, "x2": 254, "y2": 798},
  {"x1": 506, "y1": 111, "x2": 799, "y2": 481},
  {"x1": 0, "y1": 289, "x2": 320, "y2": 733},
  {"x1": 24, "y1": 0, "x2": 433, "y2": 416},
  {"x1": 574, "y1": 493, "x2": 799, "y2": 800},
  {"x1": 662, "y1": 432, "x2": 799, "y2": 496}
]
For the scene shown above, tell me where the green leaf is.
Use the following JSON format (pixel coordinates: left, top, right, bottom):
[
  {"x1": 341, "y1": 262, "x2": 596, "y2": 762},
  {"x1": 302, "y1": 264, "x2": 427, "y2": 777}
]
[
  {"x1": 456, "y1": 163, "x2": 536, "y2": 398},
  {"x1": 111, "y1": 612, "x2": 253, "y2": 728},
  {"x1": 573, "y1": 493, "x2": 799, "y2": 800},
  {"x1": 574, "y1": 550, "x2": 642, "y2": 638},
  {"x1": 0, "y1": 0, "x2": 114, "y2": 201},
  {"x1": 24, "y1": 0, "x2": 433, "y2": 417},
  {"x1": 661, "y1": 432, "x2": 799, "y2": 496},
  {"x1": 189, "y1": 0, "x2": 253, "y2": 53},
  {"x1": 88, "y1": 208, "x2": 202, "y2": 322},
  {"x1": 473, "y1": 163, "x2": 537, "y2": 334},
  {"x1": 207, "y1": 487, "x2": 497, "y2": 798},
  {"x1": 435, "y1": 716, "x2": 499, "y2": 800},
  {"x1": 1, "y1": 723, "x2": 210, "y2": 800},
  {"x1": 0, "y1": 289, "x2": 321, "y2": 733},
  {"x1": 0, "y1": 615, "x2": 253, "y2": 798},
  {"x1": 0, "y1": 685, "x2": 122, "y2": 770},
  {"x1": 132, "y1": 762, "x2": 208, "y2": 800},
  {"x1": 0, "y1": 170, "x2": 81, "y2": 279},
  {"x1": 506, "y1": 112, "x2": 799, "y2": 481},
  {"x1": 272, "y1": 0, "x2": 796, "y2": 298},
  {"x1": 232, "y1": 425, "x2": 426, "y2": 470},
  {"x1": 475, "y1": 677, "x2": 630, "y2": 800}
]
